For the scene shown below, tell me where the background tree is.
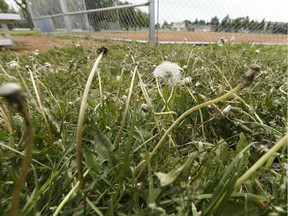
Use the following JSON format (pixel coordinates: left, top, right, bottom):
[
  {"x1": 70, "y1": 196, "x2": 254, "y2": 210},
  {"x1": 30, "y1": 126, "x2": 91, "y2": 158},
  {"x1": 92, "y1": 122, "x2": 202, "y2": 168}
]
[
  {"x1": 162, "y1": 20, "x2": 169, "y2": 29},
  {"x1": 12, "y1": 0, "x2": 33, "y2": 29},
  {"x1": 219, "y1": 15, "x2": 231, "y2": 32},
  {"x1": 0, "y1": 0, "x2": 9, "y2": 12},
  {"x1": 184, "y1": 19, "x2": 192, "y2": 28},
  {"x1": 210, "y1": 16, "x2": 219, "y2": 31},
  {"x1": 85, "y1": 0, "x2": 149, "y2": 31}
]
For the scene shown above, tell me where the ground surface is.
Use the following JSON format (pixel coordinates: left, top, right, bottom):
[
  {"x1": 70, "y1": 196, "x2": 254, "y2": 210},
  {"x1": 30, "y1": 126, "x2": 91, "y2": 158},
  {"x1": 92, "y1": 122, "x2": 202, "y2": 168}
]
[
  {"x1": 86, "y1": 31, "x2": 287, "y2": 44},
  {"x1": 2, "y1": 31, "x2": 286, "y2": 54},
  {"x1": 3, "y1": 35, "x2": 75, "y2": 53}
]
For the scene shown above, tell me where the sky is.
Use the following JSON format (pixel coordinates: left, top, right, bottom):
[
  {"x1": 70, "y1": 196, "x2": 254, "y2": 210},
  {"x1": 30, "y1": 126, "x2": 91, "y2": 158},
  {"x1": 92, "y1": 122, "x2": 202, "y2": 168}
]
[{"x1": 5, "y1": 0, "x2": 288, "y2": 23}]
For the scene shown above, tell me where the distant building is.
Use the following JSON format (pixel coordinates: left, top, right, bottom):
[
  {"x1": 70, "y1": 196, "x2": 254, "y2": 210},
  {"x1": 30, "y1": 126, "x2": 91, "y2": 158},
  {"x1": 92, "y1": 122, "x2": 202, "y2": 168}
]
[
  {"x1": 187, "y1": 25, "x2": 213, "y2": 32},
  {"x1": 171, "y1": 22, "x2": 186, "y2": 31}
]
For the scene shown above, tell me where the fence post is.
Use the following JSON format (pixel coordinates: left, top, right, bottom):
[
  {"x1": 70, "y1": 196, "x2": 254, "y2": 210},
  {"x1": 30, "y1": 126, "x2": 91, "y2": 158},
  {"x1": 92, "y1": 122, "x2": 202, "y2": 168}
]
[
  {"x1": 59, "y1": 0, "x2": 72, "y2": 35},
  {"x1": 26, "y1": 0, "x2": 37, "y2": 30},
  {"x1": 149, "y1": 0, "x2": 156, "y2": 44}
]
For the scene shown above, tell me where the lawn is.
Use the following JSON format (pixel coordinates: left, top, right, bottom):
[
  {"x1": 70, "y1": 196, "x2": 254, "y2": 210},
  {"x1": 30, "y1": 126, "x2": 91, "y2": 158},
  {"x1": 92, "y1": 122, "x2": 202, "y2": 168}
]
[{"x1": 0, "y1": 37, "x2": 287, "y2": 215}]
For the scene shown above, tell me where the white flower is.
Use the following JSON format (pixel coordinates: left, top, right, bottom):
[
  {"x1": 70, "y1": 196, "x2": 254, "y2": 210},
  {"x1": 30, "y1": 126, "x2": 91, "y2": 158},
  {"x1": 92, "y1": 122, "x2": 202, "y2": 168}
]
[
  {"x1": 153, "y1": 61, "x2": 182, "y2": 86},
  {"x1": 0, "y1": 83, "x2": 22, "y2": 97},
  {"x1": 255, "y1": 49, "x2": 260, "y2": 54},
  {"x1": 182, "y1": 76, "x2": 192, "y2": 84},
  {"x1": 7, "y1": 60, "x2": 20, "y2": 69}
]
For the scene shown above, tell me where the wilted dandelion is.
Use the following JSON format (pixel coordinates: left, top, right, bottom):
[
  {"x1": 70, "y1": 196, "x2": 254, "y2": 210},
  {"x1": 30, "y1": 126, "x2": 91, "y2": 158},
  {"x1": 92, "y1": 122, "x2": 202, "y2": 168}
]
[
  {"x1": 218, "y1": 37, "x2": 227, "y2": 46},
  {"x1": 153, "y1": 61, "x2": 182, "y2": 86},
  {"x1": 7, "y1": 60, "x2": 20, "y2": 70}
]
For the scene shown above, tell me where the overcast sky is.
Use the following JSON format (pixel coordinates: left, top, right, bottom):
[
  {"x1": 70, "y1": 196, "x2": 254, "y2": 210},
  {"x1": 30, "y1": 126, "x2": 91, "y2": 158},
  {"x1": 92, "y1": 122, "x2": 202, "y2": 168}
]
[
  {"x1": 5, "y1": 0, "x2": 288, "y2": 23},
  {"x1": 133, "y1": 0, "x2": 288, "y2": 23}
]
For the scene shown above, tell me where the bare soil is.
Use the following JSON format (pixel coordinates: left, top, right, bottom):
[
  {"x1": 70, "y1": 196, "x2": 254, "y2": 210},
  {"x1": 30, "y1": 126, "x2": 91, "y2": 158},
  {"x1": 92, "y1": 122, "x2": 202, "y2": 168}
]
[
  {"x1": 2, "y1": 35, "x2": 75, "y2": 53},
  {"x1": 2, "y1": 32, "x2": 286, "y2": 54}
]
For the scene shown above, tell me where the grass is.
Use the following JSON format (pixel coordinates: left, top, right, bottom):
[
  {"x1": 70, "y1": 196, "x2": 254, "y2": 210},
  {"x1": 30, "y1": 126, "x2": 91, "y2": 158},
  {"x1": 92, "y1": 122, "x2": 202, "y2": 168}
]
[{"x1": 0, "y1": 37, "x2": 287, "y2": 215}]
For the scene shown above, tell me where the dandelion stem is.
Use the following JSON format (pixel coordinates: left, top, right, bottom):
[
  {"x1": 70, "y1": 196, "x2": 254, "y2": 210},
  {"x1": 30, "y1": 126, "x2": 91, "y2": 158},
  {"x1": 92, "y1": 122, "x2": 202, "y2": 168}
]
[
  {"x1": 76, "y1": 52, "x2": 104, "y2": 189},
  {"x1": 26, "y1": 67, "x2": 53, "y2": 140},
  {"x1": 234, "y1": 134, "x2": 287, "y2": 190},
  {"x1": 9, "y1": 103, "x2": 34, "y2": 216}
]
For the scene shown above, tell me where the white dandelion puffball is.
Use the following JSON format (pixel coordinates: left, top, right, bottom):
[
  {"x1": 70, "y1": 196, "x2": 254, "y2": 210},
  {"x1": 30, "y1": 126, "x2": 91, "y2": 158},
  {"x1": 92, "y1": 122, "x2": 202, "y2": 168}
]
[{"x1": 153, "y1": 61, "x2": 182, "y2": 85}]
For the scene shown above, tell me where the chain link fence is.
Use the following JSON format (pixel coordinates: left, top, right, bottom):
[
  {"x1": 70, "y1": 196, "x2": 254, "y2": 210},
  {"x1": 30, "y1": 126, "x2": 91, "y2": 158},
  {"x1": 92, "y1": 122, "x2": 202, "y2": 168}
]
[
  {"x1": 27, "y1": 0, "x2": 151, "y2": 41},
  {"x1": 27, "y1": 0, "x2": 287, "y2": 44},
  {"x1": 155, "y1": 0, "x2": 287, "y2": 44}
]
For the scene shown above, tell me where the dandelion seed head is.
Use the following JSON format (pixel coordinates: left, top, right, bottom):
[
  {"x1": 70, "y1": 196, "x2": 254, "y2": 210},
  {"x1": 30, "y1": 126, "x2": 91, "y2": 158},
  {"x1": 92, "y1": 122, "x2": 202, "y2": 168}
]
[
  {"x1": 7, "y1": 60, "x2": 20, "y2": 69},
  {"x1": 153, "y1": 61, "x2": 182, "y2": 86}
]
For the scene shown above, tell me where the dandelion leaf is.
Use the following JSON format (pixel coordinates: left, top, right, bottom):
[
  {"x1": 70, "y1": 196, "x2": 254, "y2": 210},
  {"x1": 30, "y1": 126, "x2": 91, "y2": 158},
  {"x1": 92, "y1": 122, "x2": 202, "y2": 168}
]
[
  {"x1": 92, "y1": 125, "x2": 115, "y2": 165},
  {"x1": 155, "y1": 152, "x2": 197, "y2": 187},
  {"x1": 235, "y1": 132, "x2": 250, "y2": 165}
]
